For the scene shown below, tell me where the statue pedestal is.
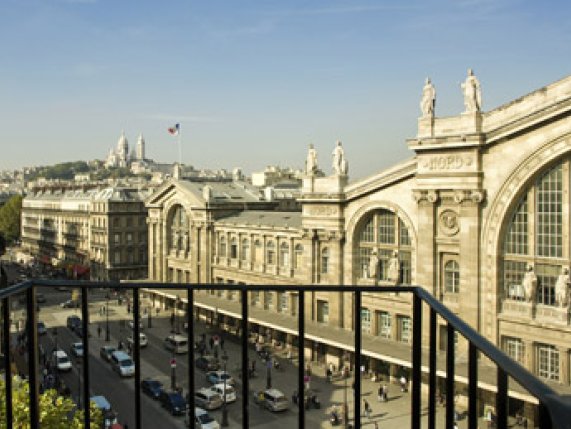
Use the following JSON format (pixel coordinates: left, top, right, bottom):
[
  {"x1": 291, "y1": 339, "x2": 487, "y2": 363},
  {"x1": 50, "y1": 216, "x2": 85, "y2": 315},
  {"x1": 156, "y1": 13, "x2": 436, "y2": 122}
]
[
  {"x1": 459, "y1": 111, "x2": 482, "y2": 133},
  {"x1": 303, "y1": 175, "x2": 348, "y2": 194},
  {"x1": 535, "y1": 305, "x2": 569, "y2": 325},
  {"x1": 417, "y1": 116, "x2": 434, "y2": 138},
  {"x1": 501, "y1": 300, "x2": 533, "y2": 318}
]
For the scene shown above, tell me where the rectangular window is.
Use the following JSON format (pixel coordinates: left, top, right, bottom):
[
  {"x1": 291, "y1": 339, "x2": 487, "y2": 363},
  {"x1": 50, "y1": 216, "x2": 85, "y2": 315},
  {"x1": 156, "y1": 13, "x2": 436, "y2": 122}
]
[
  {"x1": 360, "y1": 219, "x2": 374, "y2": 243},
  {"x1": 126, "y1": 233, "x2": 133, "y2": 244},
  {"x1": 114, "y1": 233, "x2": 120, "y2": 245},
  {"x1": 378, "y1": 212, "x2": 395, "y2": 244},
  {"x1": 536, "y1": 264, "x2": 558, "y2": 305},
  {"x1": 503, "y1": 260, "x2": 527, "y2": 300},
  {"x1": 359, "y1": 247, "x2": 372, "y2": 279},
  {"x1": 278, "y1": 292, "x2": 288, "y2": 313},
  {"x1": 113, "y1": 251, "x2": 121, "y2": 265},
  {"x1": 361, "y1": 308, "x2": 371, "y2": 333},
  {"x1": 503, "y1": 336, "x2": 525, "y2": 364},
  {"x1": 251, "y1": 291, "x2": 260, "y2": 306},
  {"x1": 399, "y1": 221, "x2": 411, "y2": 246},
  {"x1": 317, "y1": 300, "x2": 329, "y2": 323},
  {"x1": 504, "y1": 196, "x2": 528, "y2": 255},
  {"x1": 397, "y1": 315, "x2": 411, "y2": 343},
  {"x1": 265, "y1": 292, "x2": 274, "y2": 310},
  {"x1": 536, "y1": 165, "x2": 562, "y2": 258},
  {"x1": 537, "y1": 344, "x2": 559, "y2": 381},
  {"x1": 377, "y1": 311, "x2": 391, "y2": 339}
]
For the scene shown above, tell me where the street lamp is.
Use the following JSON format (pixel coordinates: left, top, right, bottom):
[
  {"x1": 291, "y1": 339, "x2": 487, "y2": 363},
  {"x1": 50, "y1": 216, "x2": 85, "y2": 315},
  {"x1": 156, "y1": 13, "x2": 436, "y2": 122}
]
[
  {"x1": 76, "y1": 357, "x2": 82, "y2": 409},
  {"x1": 175, "y1": 295, "x2": 181, "y2": 334},
  {"x1": 53, "y1": 328, "x2": 59, "y2": 391},
  {"x1": 147, "y1": 305, "x2": 152, "y2": 328},
  {"x1": 266, "y1": 353, "x2": 272, "y2": 390},
  {"x1": 170, "y1": 351, "x2": 177, "y2": 390},
  {"x1": 221, "y1": 350, "x2": 229, "y2": 427},
  {"x1": 105, "y1": 292, "x2": 110, "y2": 342},
  {"x1": 343, "y1": 352, "x2": 350, "y2": 429}
]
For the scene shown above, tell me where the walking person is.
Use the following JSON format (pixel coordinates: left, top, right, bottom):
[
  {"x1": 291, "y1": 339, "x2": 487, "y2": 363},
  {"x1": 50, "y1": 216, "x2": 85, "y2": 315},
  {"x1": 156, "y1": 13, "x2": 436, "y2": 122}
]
[
  {"x1": 378, "y1": 385, "x2": 383, "y2": 402},
  {"x1": 364, "y1": 399, "x2": 371, "y2": 419},
  {"x1": 97, "y1": 324, "x2": 102, "y2": 338}
]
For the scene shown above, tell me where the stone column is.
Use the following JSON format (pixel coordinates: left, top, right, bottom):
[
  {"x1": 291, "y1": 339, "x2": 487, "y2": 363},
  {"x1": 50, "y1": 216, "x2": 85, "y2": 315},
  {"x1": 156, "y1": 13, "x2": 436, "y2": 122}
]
[
  {"x1": 412, "y1": 190, "x2": 438, "y2": 294},
  {"x1": 147, "y1": 218, "x2": 155, "y2": 280}
]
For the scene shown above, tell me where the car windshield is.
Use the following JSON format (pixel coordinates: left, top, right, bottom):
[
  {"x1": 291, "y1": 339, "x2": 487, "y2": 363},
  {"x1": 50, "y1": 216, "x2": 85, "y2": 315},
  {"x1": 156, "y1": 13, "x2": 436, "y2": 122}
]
[
  {"x1": 170, "y1": 394, "x2": 185, "y2": 405},
  {"x1": 58, "y1": 357, "x2": 69, "y2": 364},
  {"x1": 197, "y1": 414, "x2": 215, "y2": 424},
  {"x1": 75, "y1": 344, "x2": 83, "y2": 350},
  {"x1": 148, "y1": 381, "x2": 161, "y2": 389},
  {"x1": 120, "y1": 359, "x2": 134, "y2": 367}
]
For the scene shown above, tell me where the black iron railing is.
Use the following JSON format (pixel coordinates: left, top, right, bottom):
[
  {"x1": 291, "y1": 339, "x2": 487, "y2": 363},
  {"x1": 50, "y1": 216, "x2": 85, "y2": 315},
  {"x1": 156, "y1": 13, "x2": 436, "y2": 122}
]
[{"x1": 1, "y1": 280, "x2": 571, "y2": 429}]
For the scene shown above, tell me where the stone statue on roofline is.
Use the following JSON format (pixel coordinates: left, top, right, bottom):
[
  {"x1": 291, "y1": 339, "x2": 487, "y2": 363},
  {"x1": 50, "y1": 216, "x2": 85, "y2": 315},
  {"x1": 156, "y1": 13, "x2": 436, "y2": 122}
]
[
  {"x1": 461, "y1": 68, "x2": 482, "y2": 113},
  {"x1": 306, "y1": 143, "x2": 318, "y2": 175},
  {"x1": 420, "y1": 77, "x2": 436, "y2": 117},
  {"x1": 332, "y1": 140, "x2": 348, "y2": 176}
]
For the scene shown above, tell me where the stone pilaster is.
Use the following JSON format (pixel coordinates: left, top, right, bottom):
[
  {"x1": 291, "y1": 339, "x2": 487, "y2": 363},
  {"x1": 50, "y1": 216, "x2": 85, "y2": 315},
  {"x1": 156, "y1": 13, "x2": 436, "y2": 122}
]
[{"x1": 412, "y1": 190, "x2": 439, "y2": 295}]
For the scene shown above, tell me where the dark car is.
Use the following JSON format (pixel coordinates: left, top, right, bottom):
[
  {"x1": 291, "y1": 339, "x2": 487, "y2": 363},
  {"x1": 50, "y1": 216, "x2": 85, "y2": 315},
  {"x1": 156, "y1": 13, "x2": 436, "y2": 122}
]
[
  {"x1": 66, "y1": 315, "x2": 81, "y2": 331},
  {"x1": 61, "y1": 299, "x2": 79, "y2": 309},
  {"x1": 195, "y1": 356, "x2": 220, "y2": 372},
  {"x1": 100, "y1": 345, "x2": 116, "y2": 362},
  {"x1": 159, "y1": 390, "x2": 187, "y2": 416},
  {"x1": 141, "y1": 378, "x2": 163, "y2": 399},
  {"x1": 37, "y1": 321, "x2": 47, "y2": 335}
]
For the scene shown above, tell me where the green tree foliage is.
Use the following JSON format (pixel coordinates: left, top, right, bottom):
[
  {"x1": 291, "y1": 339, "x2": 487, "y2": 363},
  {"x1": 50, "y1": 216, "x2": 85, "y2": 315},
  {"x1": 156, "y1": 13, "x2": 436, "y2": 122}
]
[
  {"x1": 28, "y1": 162, "x2": 90, "y2": 181},
  {"x1": 0, "y1": 377, "x2": 102, "y2": 428},
  {"x1": 0, "y1": 195, "x2": 22, "y2": 243}
]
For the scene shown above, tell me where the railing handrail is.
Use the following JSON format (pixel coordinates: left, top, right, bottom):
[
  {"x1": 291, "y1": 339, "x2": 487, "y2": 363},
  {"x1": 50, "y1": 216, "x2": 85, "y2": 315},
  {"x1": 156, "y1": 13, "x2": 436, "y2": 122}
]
[{"x1": 2, "y1": 279, "x2": 570, "y2": 428}]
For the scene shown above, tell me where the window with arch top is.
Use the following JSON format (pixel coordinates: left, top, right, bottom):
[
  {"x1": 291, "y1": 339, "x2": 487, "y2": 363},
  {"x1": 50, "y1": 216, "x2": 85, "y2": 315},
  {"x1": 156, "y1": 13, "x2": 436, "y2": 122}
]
[{"x1": 444, "y1": 260, "x2": 460, "y2": 293}]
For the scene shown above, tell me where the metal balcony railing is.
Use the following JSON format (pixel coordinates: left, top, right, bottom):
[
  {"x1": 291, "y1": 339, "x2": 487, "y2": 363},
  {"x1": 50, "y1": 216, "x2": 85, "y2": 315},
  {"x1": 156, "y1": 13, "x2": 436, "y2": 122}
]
[{"x1": 1, "y1": 280, "x2": 571, "y2": 429}]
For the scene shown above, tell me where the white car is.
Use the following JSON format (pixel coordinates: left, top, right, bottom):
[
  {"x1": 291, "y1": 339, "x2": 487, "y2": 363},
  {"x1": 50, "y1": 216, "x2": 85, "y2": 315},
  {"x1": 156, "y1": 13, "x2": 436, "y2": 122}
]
[
  {"x1": 206, "y1": 371, "x2": 235, "y2": 386},
  {"x1": 187, "y1": 407, "x2": 220, "y2": 429},
  {"x1": 70, "y1": 342, "x2": 84, "y2": 357},
  {"x1": 53, "y1": 350, "x2": 72, "y2": 371},
  {"x1": 127, "y1": 332, "x2": 148, "y2": 348},
  {"x1": 209, "y1": 383, "x2": 237, "y2": 403}
]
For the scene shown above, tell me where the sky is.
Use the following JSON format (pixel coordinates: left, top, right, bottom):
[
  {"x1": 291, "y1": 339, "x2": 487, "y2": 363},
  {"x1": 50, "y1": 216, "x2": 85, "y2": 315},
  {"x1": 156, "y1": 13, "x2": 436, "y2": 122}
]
[{"x1": 1, "y1": 0, "x2": 570, "y2": 180}]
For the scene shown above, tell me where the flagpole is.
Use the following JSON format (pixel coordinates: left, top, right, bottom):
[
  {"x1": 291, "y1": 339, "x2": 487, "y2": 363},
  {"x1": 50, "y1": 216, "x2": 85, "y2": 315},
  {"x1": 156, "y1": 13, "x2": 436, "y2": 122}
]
[{"x1": 178, "y1": 125, "x2": 182, "y2": 165}]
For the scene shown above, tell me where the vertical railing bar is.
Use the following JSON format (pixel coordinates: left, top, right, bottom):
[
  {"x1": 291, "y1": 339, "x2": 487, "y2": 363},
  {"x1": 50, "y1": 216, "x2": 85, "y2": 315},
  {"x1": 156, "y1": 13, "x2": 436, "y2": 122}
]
[
  {"x1": 26, "y1": 286, "x2": 39, "y2": 429},
  {"x1": 133, "y1": 288, "x2": 141, "y2": 429},
  {"x1": 428, "y1": 308, "x2": 437, "y2": 429},
  {"x1": 240, "y1": 289, "x2": 249, "y2": 429},
  {"x1": 411, "y1": 294, "x2": 422, "y2": 429},
  {"x1": 354, "y1": 290, "x2": 361, "y2": 429},
  {"x1": 81, "y1": 286, "x2": 91, "y2": 428},
  {"x1": 446, "y1": 323, "x2": 455, "y2": 429},
  {"x1": 3, "y1": 296, "x2": 13, "y2": 429},
  {"x1": 187, "y1": 287, "x2": 195, "y2": 429},
  {"x1": 298, "y1": 290, "x2": 305, "y2": 429},
  {"x1": 538, "y1": 402, "x2": 553, "y2": 429},
  {"x1": 468, "y1": 343, "x2": 478, "y2": 429},
  {"x1": 496, "y1": 368, "x2": 508, "y2": 429}
]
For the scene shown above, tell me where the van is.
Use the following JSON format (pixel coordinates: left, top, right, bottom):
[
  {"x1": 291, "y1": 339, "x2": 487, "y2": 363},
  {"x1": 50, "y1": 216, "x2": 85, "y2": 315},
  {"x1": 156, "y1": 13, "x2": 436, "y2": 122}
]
[
  {"x1": 164, "y1": 334, "x2": 189, "y2": 354},
  {"x1": 194, "y1": 388, "x2": 223, "y2": 410},
  {"x1": 111, "y1": 351, "x2": 135, "y2": 377},
  {"x1": 261, "y1": 389, "x2": 289, "y2": 412}
]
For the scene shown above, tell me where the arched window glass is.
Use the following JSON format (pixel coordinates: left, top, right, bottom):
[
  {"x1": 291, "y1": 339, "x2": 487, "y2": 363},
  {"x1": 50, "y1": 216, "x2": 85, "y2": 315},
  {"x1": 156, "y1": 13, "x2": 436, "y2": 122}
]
[
  {"x1": 321, "y1": 247, "x2": 329, "y2": 274},
  {"x1": 241, "y1": 239, "x2": 250, "y2": 261},
  {"x1": 355, "y1": 209, "x2": 412, "y2": 283},
  {"x1": 501, "y1": 163, "x2": 563, "y2": 306},
  {"x1": 266, "y1": 241, "x2": 276, "y2": 265},
  {"x1": 444, "y1": 260, "x2": 460, "y2": 293},
  {"x1": 280, "y1": 242, "x2": 289, "y2": 267}
]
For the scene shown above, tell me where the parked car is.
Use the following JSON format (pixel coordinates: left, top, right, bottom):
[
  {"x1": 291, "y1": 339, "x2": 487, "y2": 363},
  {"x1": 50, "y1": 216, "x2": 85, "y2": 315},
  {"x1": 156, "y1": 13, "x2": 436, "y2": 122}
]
[
  {"x1": 256, "y1": 389, "x2": 289, "y2": 412},
  {"x1": 70, "y1": 342, "x2": 84, "y2": 358},
  {"x1": 164, "y1": 334, "x2": 189, "y2": 354},
  {"x1": 66, "y1": 315, "x2": 81, "y2": 330},
  {"x1": 111, "y1": 351, "x2": 135, "y2": 377},
  {"x1": 90, "y1": 395, "x2": 119, "y2": 428},
  {"x1": 141, "y1": 378, "x2": 163, "y2": 399},
  {"x1": 186, "y1": 407, "x2": 220, "y2": 429},
  {"x1": 195, "y1": 356, "x2": 220, "y2": 372},
  {"x1": 53, "y1": 350, "x2": 72, "y2": 372},
  {"x1": 37, "y1": 321, "x2": 47, "y2": 335},
  {"x1": 100, "y1": 345, "x2": 116, "y2": 362},
  {"x1": 194, "y1": 388, "x2": 223, "y2": 410},
  {"x1": 159, "y1": 390, "x2": 187, "y2": 416},
  {"x1": 206, "y1": 371, "x2": 234, "y2": 386},
  {"x1": 61, "y1": 299, "x2": 78, "y2": 309},
  {"x1": 126, "y1": 332, "x2": 148, "y2": 348},
  {"x1": 209, "y1": 383, "x2": 237, "y2": 403}
]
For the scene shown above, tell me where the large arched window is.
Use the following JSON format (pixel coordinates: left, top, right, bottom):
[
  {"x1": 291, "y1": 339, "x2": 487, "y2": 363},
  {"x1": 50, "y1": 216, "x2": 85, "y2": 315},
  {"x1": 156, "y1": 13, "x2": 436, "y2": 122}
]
[
  {"x1": 355, "y1": 209, "x2": 412, "y2": 283},
  {"x1": 280, "y1": 242, "x2": 289, "y2": 268},
  {"x1": 501, "y1": 163, "x2": 565, "y2": 306},
  {"x1": 168, "y1": 205, "x2": 189, "y2": 253}
]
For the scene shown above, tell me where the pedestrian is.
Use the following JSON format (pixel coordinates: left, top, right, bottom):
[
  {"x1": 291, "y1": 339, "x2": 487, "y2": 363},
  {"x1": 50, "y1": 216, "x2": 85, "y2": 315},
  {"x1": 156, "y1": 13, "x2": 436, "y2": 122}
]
[
  {"x1": 382, "y1": 384, "x2": 388, "y2": 402},
  {"x1": 378, "y1": 385, "x2": 383, "y2": 402},
  {"x1": 326, "y1": 367, "x2": 332, "y2": 382},
  {"x1": 170, "y1": 312, "x2": 175, "y2": 327},
  {"x1": 400, "y1": 375, "x2": 407, "y2": 392},
  {"x1": 97, "y1": 325, "x2": 102, "y2": 338},
  {"x1": 364, "y1": 399, "x2": 371, "y2": 419},
  {"x1": 209, "y1": 336, "x2": 214, "y2": 350},
  {"x1": 286, "y1": 348, "x2": 292, "y2": 362},
  {"x1": 127, "y1": 303, "x2": 131, "y2": 314},
  {"x1": 305, "y1": 364, "x2": 311, "y2": 376},
  {"x1": 220, "y1": 336, "x2": 225, "y2": 350}
]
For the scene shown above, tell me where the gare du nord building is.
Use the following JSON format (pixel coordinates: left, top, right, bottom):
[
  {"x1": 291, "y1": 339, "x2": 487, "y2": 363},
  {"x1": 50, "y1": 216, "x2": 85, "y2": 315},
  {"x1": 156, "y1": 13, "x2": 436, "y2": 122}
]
[{"x1": 144, "y1": 73, "x2": 571, "y2": 408}]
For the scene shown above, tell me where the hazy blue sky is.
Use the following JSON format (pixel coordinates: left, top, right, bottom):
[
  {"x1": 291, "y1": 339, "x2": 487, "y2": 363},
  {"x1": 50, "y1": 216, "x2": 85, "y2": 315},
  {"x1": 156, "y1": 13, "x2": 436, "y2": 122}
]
[{"x1": 1, "y1": 0, "x2": 570, "y2": 179}]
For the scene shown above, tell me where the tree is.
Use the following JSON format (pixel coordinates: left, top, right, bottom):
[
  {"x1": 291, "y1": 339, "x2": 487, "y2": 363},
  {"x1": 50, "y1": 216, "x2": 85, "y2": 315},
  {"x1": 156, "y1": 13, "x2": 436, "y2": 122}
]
[
  {"x1": 0, "y1": 377, "x2": 102, "y2": 428},
  {"x1": 0, "y1": 195, "x2": 22, "y2": 243}
]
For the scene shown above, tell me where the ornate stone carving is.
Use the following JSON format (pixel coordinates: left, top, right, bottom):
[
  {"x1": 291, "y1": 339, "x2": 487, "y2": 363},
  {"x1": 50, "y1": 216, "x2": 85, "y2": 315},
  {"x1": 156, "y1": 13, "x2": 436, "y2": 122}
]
[
  {"x1": 461, "y1": 68, "x2": 482, "y2": 113},
  {"x1": 555, "y1": 267, "x2": 570, "y2": 308},
  {"x1": 412, "y1": 190, "x2": 439, "y2": 204},
  {"x1": 439, "y1": 210, "x2": 459, "y2": 236},
  {"x1": 427, "y1": 190, "x2": 439, "y2": 203},
  {"x1": 470, "y1": 190, "x2": 485, "y2": 203},
  {"x1": 453, "y1": 190, "x2": 467, "y2": 204}
]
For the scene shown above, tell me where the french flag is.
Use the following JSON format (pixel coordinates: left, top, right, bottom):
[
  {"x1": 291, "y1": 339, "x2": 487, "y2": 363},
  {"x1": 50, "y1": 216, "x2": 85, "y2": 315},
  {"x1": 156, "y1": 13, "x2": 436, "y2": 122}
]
[{"x1": 168, "y1": 123, "x2": 180, "y2": 136}]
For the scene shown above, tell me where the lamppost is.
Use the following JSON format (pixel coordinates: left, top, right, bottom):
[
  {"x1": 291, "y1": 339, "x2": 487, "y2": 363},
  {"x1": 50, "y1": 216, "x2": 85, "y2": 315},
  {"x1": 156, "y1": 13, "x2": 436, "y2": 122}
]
[
  {"x1": 175, "y1": 295, "x2": 181, "y2": 334},
  {"x1": 170, "y1": 351, "x2": 177, "y2": 390},
  {"x1": 343, "y1": 352, "x2": 350, "y2": 429},
  {"x1": 53, "y1": 328, "x2": 59, "y2": 391},
  {"x1": 105, "y1": 292, "x2": 110, "y2": 342},
  {"x1": 221, "y1": 350, "x2": 229, "y2": 427},
  {"x1": 147, "y1": 305, "x2": 152, "y2": 328},
  {"x1": 266, "y1": 353, "x2": 272, "y2": 389},
  {"x1": 76, "y1": 357, "x2": 82, "y2": 409}
]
